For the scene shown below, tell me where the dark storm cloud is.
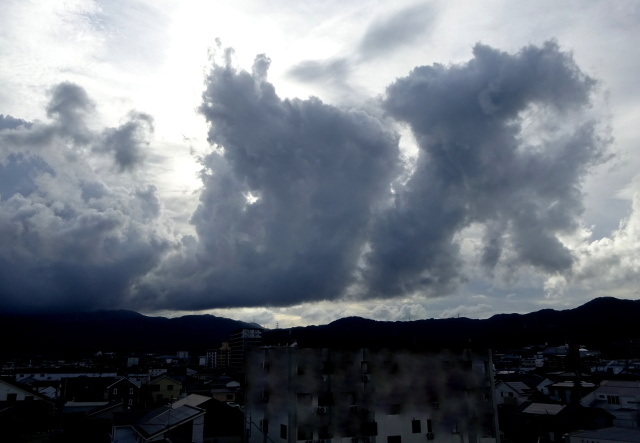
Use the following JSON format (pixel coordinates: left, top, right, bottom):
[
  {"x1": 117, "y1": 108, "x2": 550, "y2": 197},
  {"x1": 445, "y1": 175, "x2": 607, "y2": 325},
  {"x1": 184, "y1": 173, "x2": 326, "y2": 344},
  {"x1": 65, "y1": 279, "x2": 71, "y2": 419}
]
[
  {"x1": 0, "y1": 84, "x2": 173, "y2": 313},
  {"x1": 0, "y1": 41, "x2": 611, "y2": 314},
  {"x1": 135, "y1": 53, "x2": 401, "y2": 310},
  {"x1": 364, "y1": 41, "x2": 608, "y2": 297}
]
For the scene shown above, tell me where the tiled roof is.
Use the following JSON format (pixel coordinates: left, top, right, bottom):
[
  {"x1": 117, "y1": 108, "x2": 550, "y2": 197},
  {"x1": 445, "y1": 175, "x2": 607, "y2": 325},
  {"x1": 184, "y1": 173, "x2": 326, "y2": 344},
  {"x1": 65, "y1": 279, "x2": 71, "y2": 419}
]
[
  {"x1": 504, "y1": 381, "x2": 531, "y2": 394},
  {"x1": 595, "y1": 380, "x2": 640, "y2": 396},
  {"x1": 570, "y1": 426, "x2": 640, "y2": 442},
  {"x1": 521, "y1": 403, "x2": 565, "y2": 415},
  {"x1": 171, "y1": 394, "x2": 211, "y2": 409}
]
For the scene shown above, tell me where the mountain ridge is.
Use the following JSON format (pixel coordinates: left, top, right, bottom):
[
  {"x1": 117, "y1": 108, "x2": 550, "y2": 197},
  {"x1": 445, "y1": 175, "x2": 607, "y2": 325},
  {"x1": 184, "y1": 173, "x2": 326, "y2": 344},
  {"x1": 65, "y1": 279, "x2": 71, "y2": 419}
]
[{"x1": 1, "y1": 297, "x2": 638, "y2": 357}]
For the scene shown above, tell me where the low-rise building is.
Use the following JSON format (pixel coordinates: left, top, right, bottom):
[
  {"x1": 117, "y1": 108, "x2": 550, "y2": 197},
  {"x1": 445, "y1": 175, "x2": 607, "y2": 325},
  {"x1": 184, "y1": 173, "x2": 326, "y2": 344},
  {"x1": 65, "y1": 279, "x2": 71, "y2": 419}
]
[
  {"x1": 148, "y1": 374, "x2": 184, "y2": 404},
  {"x1": 581, "y1": 380, "x2": 640, "y2": 428},
  {"x1": 565, "y1": 426, "x2": 640, "y2": 443}
]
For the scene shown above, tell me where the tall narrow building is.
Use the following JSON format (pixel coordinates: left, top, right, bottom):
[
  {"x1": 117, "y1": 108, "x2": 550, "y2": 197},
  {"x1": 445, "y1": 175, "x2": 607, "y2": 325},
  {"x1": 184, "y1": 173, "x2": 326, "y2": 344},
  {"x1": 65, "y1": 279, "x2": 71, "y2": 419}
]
[{"x1": 229, "y1": 328, "x2": 263, "y2": 370}]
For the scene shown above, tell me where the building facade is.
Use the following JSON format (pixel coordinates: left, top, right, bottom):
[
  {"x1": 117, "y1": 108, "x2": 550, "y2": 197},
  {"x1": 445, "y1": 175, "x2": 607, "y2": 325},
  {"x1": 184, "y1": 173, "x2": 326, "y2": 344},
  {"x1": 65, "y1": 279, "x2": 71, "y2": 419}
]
[
  {"x1": 230, "y1": 329, "x2": 263, "y2": 370},
  {"x1": 245, "y1": 348, "x2": 499, "y2": 443}
]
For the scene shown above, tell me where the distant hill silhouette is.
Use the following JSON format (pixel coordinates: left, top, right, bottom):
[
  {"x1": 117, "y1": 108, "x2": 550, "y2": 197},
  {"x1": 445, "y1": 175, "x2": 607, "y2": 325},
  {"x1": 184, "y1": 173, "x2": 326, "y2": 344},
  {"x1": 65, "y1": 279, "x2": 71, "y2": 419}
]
[
  {"x1": 1, "y1": 297, "x2": 639, "y2": 357},
  {"x1": 0, "y1": 309, "x2": 257, "y2": 357},
  {"x1": 263, "y1": 297, "x2": 640, "y2": 352}
]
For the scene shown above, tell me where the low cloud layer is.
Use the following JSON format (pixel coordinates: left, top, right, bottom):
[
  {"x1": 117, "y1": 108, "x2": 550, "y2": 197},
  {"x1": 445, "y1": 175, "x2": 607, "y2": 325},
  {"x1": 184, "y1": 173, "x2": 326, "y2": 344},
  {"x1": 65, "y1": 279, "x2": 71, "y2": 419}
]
[{"x1": 0, "y1": 41, "x2": 617, "y2": 314}]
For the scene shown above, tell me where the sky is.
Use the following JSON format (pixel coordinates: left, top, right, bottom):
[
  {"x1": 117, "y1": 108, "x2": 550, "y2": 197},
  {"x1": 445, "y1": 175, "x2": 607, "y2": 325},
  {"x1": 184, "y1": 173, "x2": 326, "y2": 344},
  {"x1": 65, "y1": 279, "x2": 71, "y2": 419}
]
[{"x1": 1, "y1": 0, "x2": 639, "y2": 328}]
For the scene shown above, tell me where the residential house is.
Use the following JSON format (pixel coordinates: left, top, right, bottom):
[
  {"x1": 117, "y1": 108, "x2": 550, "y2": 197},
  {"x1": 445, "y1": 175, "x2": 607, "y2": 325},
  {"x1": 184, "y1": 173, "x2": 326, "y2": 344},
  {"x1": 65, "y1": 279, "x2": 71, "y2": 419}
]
[
  {"x1": 210, "y1": 379, "x2": 241, "y2": 404},
  {"x1": 565, "y1": 427, "x2": 640, "y2": 443},
  {"x1": 495, "y1": 381, "x2": 532, "y2": 406},
  {"x1": 547, "y1": 380, "x2": 596, "y2": 404},
  {"x1": 172, "y1": 394, "x2": 243, "y2": 443},
  {"x1": 147, "y1": 374, "x2": 184, "y2": 404},
  {"x1": 507, "y1": 402, "x2": 613, "y2": 443},
  {"x1": 107, "y1": 377, "x2": 142, "y2": 409},
  {"x1": 581, "y1": 380, "x2": 640, "y2": 428}
]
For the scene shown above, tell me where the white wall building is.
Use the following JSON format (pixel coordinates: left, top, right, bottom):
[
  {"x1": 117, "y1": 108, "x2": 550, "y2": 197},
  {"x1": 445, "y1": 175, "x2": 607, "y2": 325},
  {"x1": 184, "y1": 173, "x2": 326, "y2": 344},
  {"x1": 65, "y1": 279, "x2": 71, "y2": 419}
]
[
  {"x1": 245, "y1": 348, "x2": 499, "y2": 443},
  {"x1": 581, "y1": 380, "x2": 640, "y2": 428}
]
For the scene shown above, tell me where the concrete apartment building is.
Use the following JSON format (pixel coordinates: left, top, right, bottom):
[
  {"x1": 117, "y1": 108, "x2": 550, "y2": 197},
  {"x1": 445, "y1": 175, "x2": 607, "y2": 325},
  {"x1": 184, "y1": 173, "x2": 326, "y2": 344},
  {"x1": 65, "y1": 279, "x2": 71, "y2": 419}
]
[{"x1": 245, "y1": 348, "x2": 499, "y2": 443}]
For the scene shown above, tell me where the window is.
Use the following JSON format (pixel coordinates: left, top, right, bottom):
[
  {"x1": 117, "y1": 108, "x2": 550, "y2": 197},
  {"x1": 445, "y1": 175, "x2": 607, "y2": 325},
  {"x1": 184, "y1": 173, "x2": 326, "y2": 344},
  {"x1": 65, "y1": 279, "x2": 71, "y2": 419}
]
[
  {"x1": 322, "y1": 361, "x2": 334, "y2": 374},
  {"x1": 388, "y1": 436, "x2": 401, "y2": 443},
  {"x1": 319, "y1": 426, "x2": 332, "y2": 439},
  {"x1": 384, "y1": 360, "x2": 399, "y2": 374},
  {"x1": 167, "y1": 385, "x2": 174, "y2": 391},
  {"x1": 113, "y1": 388, "x2": 118, "y2": 395},
  {"x1": 297, "y1": 393, "x2": 312, "y2": 406},
  {"x1": 427, "y1": 419, "x2": 433, "y2": 433},
  {"x1": 363, "y1": 421, "x2": 378, "y2": 436},
  {"x1": 297, "y1": 426, "x2": 312, "y2": 440},
  {"x1": 129, "y1": 388, "x2": 134, "y2": 394},
  {"x1": 260, "y1": 419, "x2": 269, "y2": 433},
  {"x1": 318, "y1": 392, "x2": 334, "y2": 406},
  {"x1": 412, "y1": 420, "x2": 421, "y2": 433},
  {"x1": 607, "y1": 395, "x2": 620, "y2": 405},
  {"x1": 345, "y1": 391, "x2": 356, "y2": 405},
  {"x1": 280, "y1": 424, "x2": 287, "y2": 439},
  {"x1": 128, "y1": 399, "x2": 133, "y2": 406}
]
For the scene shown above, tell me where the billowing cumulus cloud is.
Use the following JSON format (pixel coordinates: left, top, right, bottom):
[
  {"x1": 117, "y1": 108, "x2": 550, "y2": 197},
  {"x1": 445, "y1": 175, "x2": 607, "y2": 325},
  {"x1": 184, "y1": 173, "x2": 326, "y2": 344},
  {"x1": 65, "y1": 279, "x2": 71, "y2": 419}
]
[
  {"x1": 134, "y1": 51, "x2": 401, "y2": 310},
  {"x1": 364, "y1": 41, "x2": 608, "y2": 298},
  {"x1": 0, "y1": 83, "x2": 173, "y2": 313},
  {"x1": 94, "y1": 111, "x2": 154, "y2": 171},
  {"x1": 0, "y1": 41, "x2": 615, "y2": 315}
]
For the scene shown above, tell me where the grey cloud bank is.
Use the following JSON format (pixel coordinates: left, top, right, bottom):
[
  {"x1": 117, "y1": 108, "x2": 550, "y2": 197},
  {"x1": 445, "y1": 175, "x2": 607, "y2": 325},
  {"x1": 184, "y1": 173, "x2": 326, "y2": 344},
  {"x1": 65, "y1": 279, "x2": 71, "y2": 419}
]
[
  {"x1": 0, "y1": 83, "x2": 173, "y2": 313},
  {"x1": 365, "y1": 41, "x2": 606, "y2": 297},
  {"x1": 0, "y1": 42, "x2": 615, "y2": 315}
]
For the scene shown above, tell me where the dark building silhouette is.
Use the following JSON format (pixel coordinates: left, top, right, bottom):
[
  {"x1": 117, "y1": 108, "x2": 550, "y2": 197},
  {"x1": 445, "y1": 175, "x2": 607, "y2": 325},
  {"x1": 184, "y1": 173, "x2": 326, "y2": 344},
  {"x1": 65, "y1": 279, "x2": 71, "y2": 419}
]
[{"x1": 229, "y1": 328, "x2": 263, "y2": 370}]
